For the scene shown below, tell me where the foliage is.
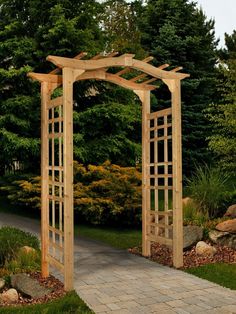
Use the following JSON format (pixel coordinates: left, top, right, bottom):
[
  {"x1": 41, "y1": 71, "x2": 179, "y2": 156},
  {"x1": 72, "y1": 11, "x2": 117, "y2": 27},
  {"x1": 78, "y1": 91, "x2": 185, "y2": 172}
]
[
  {"x1": 0, "y1": 0, "x2": 103, "y2": 174},
  {"x1": 186, "y1": 164, "x2": 230, "y2": 218},
  {"x1": 0, "y1": 291, "x2": 93, "y2": 314},
  {"x1": 206, "y1": 31, "x2": 236, "y2": 172},
  {"x1": 5, "y1": 249, "x2": 40, "y2": 274},
  {"x1": 185, "y1": 263, "x2": 236, "y2": 290},
  {"x1": 73, "y1": 100, "x2": 142, "y2": 165},
  {"x1": 0, "y1": 226, "x2": 39, "y2": 266},
  {"x1": 74, "y1": 161, "x2": 142, "y2": 226},
  {"x1": 139, "y1": 0, "x2": 219, "y2": 175},
  {"x1": 99, "y1": 0, "x2": 145, "y2": 57},
  {"x1": 0, "y1": 175, "x2": 41, "y2": 210}
]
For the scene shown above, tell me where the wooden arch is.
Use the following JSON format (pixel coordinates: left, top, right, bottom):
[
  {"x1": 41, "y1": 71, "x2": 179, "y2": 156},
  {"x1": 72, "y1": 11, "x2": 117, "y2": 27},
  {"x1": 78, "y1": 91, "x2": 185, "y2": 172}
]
[{"x1": 28, "y1": 52, "x2": 189, "y2": 291}]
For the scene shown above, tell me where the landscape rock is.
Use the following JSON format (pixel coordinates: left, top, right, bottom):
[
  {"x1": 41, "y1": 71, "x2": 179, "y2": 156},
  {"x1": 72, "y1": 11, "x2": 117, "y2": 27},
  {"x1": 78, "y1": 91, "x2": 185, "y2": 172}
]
[
  {"x1": 20, "y1": 246, "x2": 36, "y2": 254},
  {"x1": 11, "y1": 273, "x2": 52, "y2": 299},
  {"x1": 182, "y1": 197, "x2": 193, "y2": 206},
  {"x1": 224, "y1": 204, "x2": 236, "y2": 218},
  {"x1": 0, "y1": 288, "x2": 18, "y2": 304},
  {"x1": 209, "y1": 229, "x2": 236, "y2": 250},
  {"x1": 196, "y1": 241, "x2": 216, "y2": 257},
  {"x1": 215, "y1": 219, "x2": 236, "y2": 233},
  {"x1": 183, "y1": 225, "x2": 203, "y2": 249},
  {"x1": 0, "y1": 278, "x2": 5, "y2": 291}
]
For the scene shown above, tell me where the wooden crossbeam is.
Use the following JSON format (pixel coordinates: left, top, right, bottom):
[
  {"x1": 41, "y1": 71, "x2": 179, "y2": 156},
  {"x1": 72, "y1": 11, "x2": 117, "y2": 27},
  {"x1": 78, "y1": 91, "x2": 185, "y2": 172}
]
[
  {"x1": 116, "y1": 56, "x2": 154, "y2": 76},
  {"x1": 171, "y1": 66, "x2": 183, "y2": 72},
  {"x1": 50, "y1": 52, "x2": 87, "y2": 74},
  {"x1": 129, "y1": 73, "x2": 147, "y2": 82}
]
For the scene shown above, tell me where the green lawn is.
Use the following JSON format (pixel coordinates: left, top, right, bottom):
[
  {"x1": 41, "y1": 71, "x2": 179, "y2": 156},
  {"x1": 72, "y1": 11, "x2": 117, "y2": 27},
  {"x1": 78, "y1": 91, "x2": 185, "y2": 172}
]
[
  {"x1": 185, "y1": 263, "x2": 236, "y2": 290},
  {"x1": 0, "y1": 291, "x2": 93, "y2": 314},
  {"x1": 75, "y1": 224, "x2": 142, "y2": 249}
]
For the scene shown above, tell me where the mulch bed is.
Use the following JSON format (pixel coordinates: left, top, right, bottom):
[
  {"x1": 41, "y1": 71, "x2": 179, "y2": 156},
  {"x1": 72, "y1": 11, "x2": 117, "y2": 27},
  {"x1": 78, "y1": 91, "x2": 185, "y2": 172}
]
[
  {"x1": 0, "y1": 272, "x2": 65, "y2": 307},
  {"x1": 129, "y1": 242, "x2": 236, "y2": 269}
]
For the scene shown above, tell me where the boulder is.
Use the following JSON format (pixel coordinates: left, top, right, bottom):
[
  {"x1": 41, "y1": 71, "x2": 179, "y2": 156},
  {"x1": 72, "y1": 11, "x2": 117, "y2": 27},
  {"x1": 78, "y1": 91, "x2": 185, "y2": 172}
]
[
  {"x1": 11, "y1": 273, "x2": 52, "y2": 299},
  {"x1": 0, "y1": 288, "x2": 18, "y2": 304},
  {"x1": 224, "y1": 204, "x2": 236, "y2": 218},
  {"x1": 183, "y1": 225, "x2": 203, "y2": 249},
  {"x1": 20, "y1": 246, "x2": 37, "y2": 254},
  {"x1": 209, "y1": 230, "x2": 236, "y2": 250},
  {"x1": 182, "y1": 197, "x2": 193, "y2": 206},
  {"x1": 196, "y1": 241, "x2": 216, "y2": 257},
  {"x1": 0, "y1": 278, "x2": 5, "y2": 291},
  {"x1": 215, "y1": 219, "x2": 236, "y2": 233}
]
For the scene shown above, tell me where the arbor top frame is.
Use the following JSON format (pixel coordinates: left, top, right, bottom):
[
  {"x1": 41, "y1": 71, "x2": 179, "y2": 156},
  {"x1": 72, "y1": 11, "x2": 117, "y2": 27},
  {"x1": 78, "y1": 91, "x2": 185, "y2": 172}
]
[{"x1": 28, "y1": 52, "x2": 189, "y2": 90}]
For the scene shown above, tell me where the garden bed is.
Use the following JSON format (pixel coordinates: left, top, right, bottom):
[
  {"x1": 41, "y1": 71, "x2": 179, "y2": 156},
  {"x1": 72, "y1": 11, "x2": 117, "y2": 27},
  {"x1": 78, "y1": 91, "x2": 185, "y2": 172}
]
[{"x1": 129, "y1": 242, "x2": 236, "y2": 269}]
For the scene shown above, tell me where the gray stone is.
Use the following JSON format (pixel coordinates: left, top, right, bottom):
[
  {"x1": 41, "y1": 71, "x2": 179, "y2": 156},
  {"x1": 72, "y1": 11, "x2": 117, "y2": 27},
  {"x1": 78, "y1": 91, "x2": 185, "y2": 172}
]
[
  {"x1": 183, "y1": 225, "x2": 203, "y2": 249},
  {"x1": 0, "y1": 278, "x2": 5, "y2": 291},
  {"x1": 11, "y1": 273, "x2": 52, "y2": 299},
  {"x1": 224, "y1": 204, "x2": 236, "y2": 218},
  {"x1": 209, "y1": 229, "x2": 236, "y2": 249},
  {"x1": 0, "y1": 288, "x2": 18, "y2": 304},
  {"x1": 195, "y1": 241, "x2": 216, "y2": 257}
]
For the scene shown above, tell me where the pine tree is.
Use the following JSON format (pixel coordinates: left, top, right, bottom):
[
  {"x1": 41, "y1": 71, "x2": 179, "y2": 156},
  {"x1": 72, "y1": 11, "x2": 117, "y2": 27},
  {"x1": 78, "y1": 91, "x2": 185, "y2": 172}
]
[
  {"x1": 139, "y1": 0, "x2": 219, "y2": 175},
  {"x1": 0, "y1": 0, "x2": 103, "y2": 174}
]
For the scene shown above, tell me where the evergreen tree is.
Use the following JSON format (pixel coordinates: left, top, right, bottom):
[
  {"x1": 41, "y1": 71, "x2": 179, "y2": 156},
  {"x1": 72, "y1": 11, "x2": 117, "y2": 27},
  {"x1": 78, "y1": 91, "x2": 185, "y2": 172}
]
[
  {"x1": 139, "y1": 0, "x2": 218, "y2": 175},
  {"x1": 206, "y1": 31, "x2": 236, "y2": 172},
  {"x1": 0, "y1": 0, "x2": 103, "y2": 174}
]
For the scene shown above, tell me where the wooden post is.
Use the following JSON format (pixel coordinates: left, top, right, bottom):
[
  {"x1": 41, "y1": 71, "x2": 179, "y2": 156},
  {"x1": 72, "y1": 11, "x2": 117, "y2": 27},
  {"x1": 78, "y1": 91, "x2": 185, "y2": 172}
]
[
  {"x1": 171, "y1": 79, "x2": 183, "y2": 268},
  {"x1": 63, "y1": 67, "x2": 74, "y2": 291},
  {"x1": 41, "y1": 82, "x2": 50, "y2": 277},
  {"x1": 141, "y1": 90, "x2": 151, "y2": 257}
]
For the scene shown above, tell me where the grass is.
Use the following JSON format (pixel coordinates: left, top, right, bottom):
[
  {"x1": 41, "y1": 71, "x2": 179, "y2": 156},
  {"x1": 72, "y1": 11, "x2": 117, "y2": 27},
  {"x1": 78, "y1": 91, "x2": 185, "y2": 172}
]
[
  {"x1": 75, "y1": 224, "x2": 142, "y2": 249},
  {"x1": 0, "y1": 291, "x2": 93, "y2": 313},
  {"x1": 185, "y1": 263, "x2": 236, "y2": 290}
]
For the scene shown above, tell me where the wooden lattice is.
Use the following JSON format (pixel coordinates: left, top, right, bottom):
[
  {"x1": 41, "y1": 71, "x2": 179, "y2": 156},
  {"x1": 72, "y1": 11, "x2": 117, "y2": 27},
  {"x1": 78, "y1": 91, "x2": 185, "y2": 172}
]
[{"x1": 28, "y1": 52, "x2": 189, "y2": 291}]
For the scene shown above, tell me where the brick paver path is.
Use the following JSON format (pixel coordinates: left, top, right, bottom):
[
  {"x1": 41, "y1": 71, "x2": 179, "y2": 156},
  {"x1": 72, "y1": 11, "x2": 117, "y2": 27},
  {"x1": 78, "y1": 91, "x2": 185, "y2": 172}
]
[{"x1": 1, "y1": 212, "x2": 236, "y2": 313}]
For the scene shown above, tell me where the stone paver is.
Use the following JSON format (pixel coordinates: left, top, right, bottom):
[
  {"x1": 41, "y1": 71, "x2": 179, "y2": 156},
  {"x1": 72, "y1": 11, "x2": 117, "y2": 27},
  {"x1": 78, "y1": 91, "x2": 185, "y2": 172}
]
[{"x1": 1, "y1": 213, "x2": 236, "y2": 314}]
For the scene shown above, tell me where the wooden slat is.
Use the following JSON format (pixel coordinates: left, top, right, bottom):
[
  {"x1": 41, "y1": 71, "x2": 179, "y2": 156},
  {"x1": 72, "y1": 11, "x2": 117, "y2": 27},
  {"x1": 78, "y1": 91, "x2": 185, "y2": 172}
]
[
  {"x1": 142, "y1": 77, "x2": 158, "y2": 84},
  {"x1": 148, "y1": 108, "x2": 172, "y2": 120},
  {"x1": 147, "y1": 210, "x2": 173, "y2": 216},
  {"x1": 48, "y1": 117, "x2": 63, "y2": 124},
  {"x1": 48, "y1": 195, "x2": 64, "y2": 202},
  {"x1": 171, "y1": 66, "x2": 183, "y2": 72},
  {"x1": 48, "y1": 96, "x2": 63, "y2": 109},
  {"x1": 48, "y1": 180, "x2": 64, "y2": 187},
  {"x1": 149, "y1": 135, "x2": 172, "y2": 142},
  {"x1": 48, "y1": 255, "x2": 64, "y2": 272},
  {"x1": 158, "y1": 63, "x2": 170, "y2": 70},
  {"x1": 49, "y1": 240, "x2": 63, "y2": 251},
  {"x1": 147, "y1": 186, "x2": 173, "y2": 190},
  {"x1": 48, "y1": 133, "x2": 63, "y2": 139},
  {"x1": 49, "y1": 225, "x2": 64, "y2": 236},
  {"x1": 147, "y1": 222, "x2": 173, "y2": 230},
  {"x1": 149, "y1": 123, "x2": 172, "y2": 131},
  {"x1": 48, "y1": 166, "x2": 63, "y2": 171},
  {"x1": 148, "y1": 162, "x2": 172, "y2": 167},
  {"x1": 148, "y1": 174, "x2": 173, "y2": 178},
  {"x1": 129, "y1": 73, "x2": 147, "y2": 82},
  {"x1": 146, "y1": 234, "x2": 172, "y2": 246}
]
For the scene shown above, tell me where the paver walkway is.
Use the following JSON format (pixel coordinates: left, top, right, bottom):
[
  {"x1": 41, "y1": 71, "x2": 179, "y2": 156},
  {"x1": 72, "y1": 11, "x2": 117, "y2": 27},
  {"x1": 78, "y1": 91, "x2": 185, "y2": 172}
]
[{"x1": 0, "y1": 212, "x2": 236, "y2": 314}]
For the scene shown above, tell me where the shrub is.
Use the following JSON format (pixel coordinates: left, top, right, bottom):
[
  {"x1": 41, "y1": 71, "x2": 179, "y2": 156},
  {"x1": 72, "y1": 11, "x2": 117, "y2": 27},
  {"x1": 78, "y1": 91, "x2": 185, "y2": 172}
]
[
  {"x1": 0, "y1": 226, "x2": 40, "y2": 266},
  {"x1": 5, "y1": 249, "x2": 41, "y2": 273},
  {"x1": 74, "y1": 161, "x2": 142, "y2": 226},
  {"x1": 186, "y1": 164, "x2": 230, "y2": 218},
  {"x1": 0, "y1": 174, "x2": 41, "y2": 210}
]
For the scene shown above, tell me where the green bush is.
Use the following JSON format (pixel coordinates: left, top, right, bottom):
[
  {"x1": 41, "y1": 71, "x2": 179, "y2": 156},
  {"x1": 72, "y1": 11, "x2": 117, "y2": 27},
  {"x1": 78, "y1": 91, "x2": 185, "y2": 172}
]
[
  {"x1": 74, "y1": 161, "x2": 142, "y2": 226},
  {"x1": 5, "y1": 249, "x2": 41, "y2": 273},
  {"x1": 186, "y1": 164, "x2": 230, "y2": 218},
  {"x1": 0, "y1": 227, "x2": 40, "y2": 266}
]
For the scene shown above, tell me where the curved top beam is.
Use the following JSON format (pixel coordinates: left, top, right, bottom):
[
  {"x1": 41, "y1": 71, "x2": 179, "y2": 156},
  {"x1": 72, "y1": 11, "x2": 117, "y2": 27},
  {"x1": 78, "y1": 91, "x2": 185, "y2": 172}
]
[
  {"x1": 47, "y1": 54, "x2": 189, "y2": 80},
  {"x1": 74, "y1": 70, "x2": 156, "y2": 91}
]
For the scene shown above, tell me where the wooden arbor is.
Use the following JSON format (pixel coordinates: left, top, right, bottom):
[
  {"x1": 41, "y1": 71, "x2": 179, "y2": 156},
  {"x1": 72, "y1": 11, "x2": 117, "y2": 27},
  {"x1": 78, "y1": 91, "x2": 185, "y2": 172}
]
[{"x1": 28, "y1": 52, "x2": 189, "y2": 291}]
